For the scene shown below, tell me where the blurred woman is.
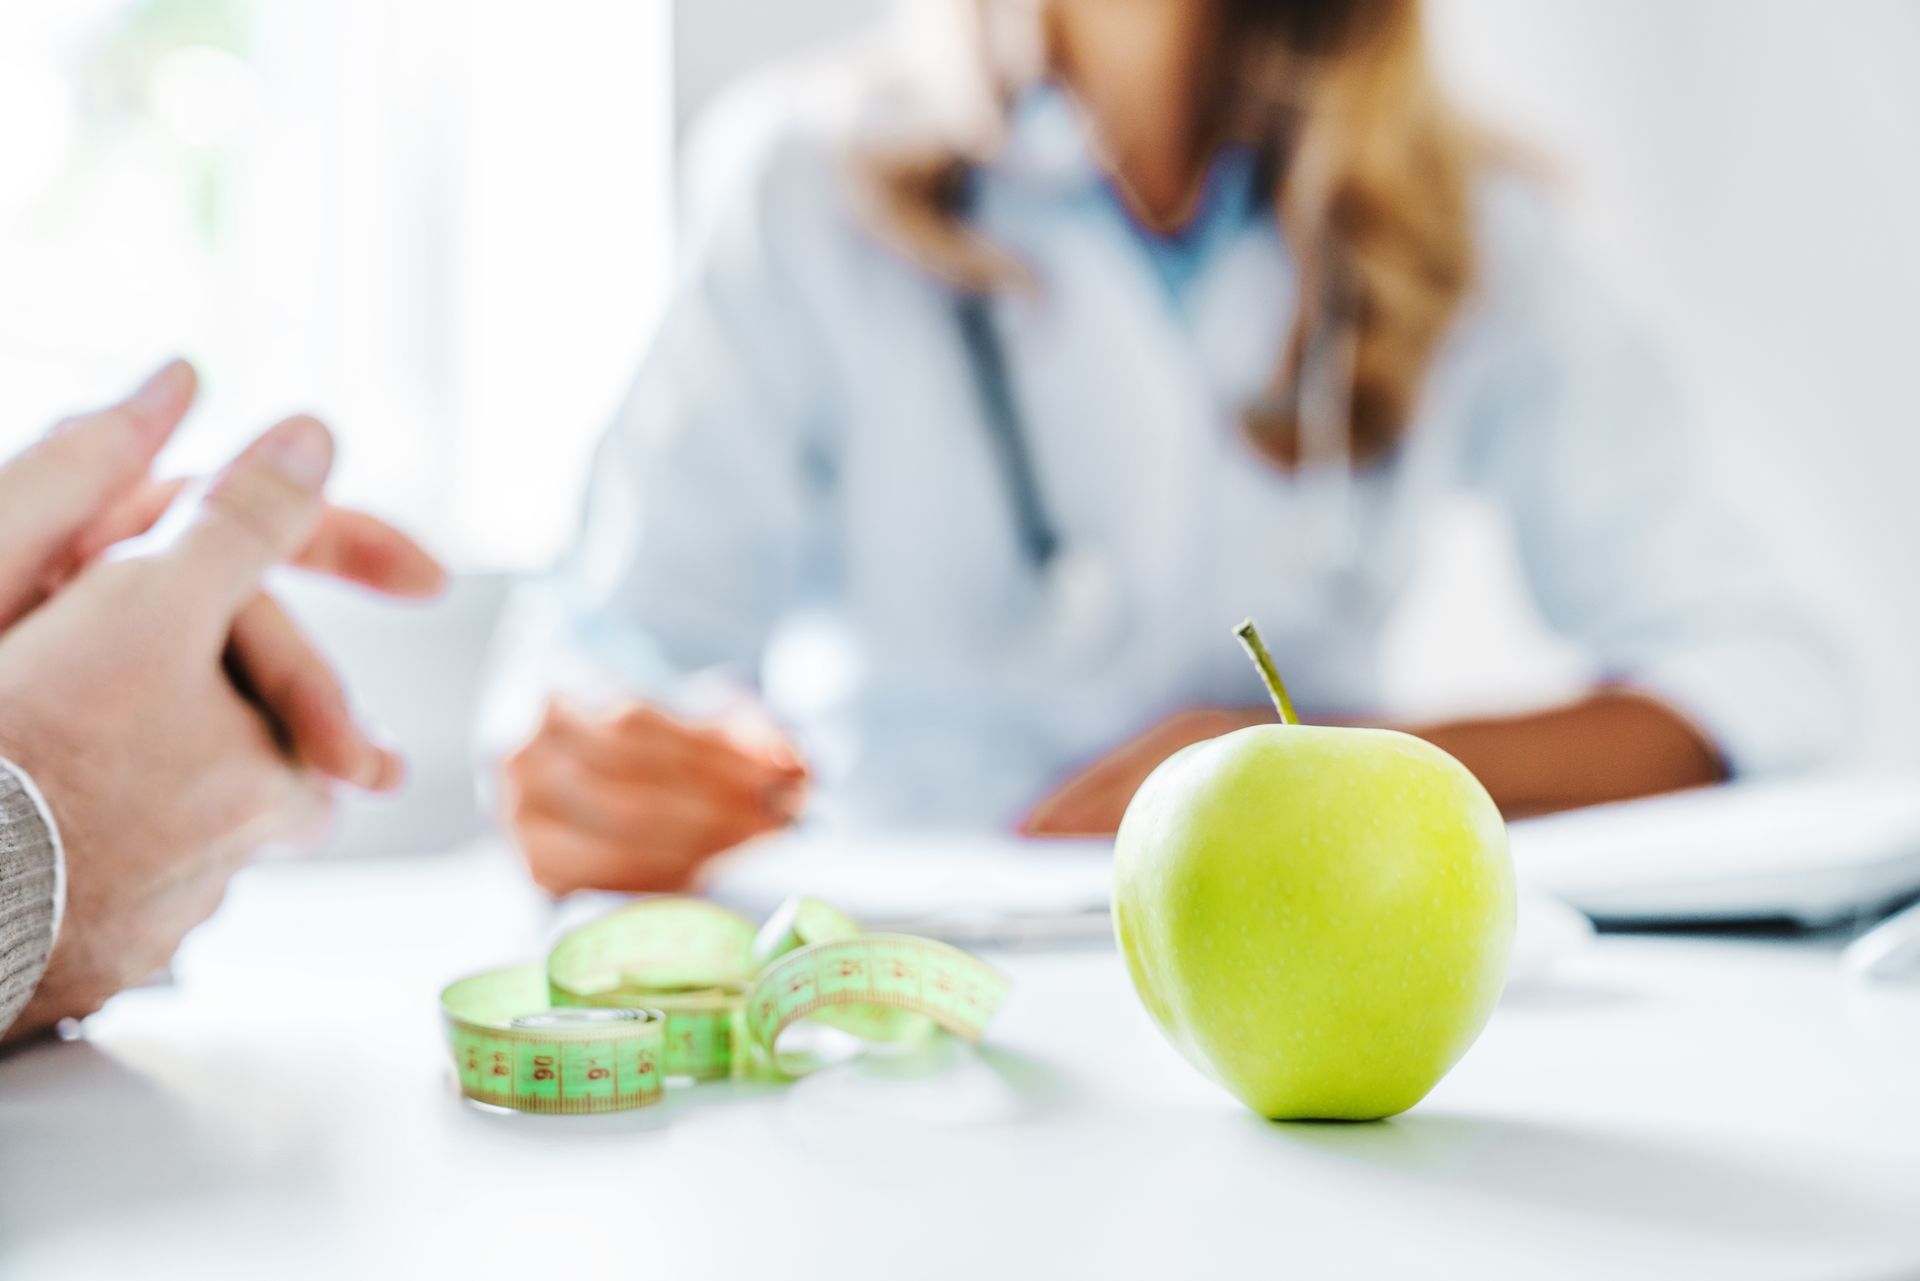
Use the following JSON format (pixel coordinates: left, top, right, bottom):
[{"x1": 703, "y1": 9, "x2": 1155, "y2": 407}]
[{"x1": 484, "y1": 0, "x2": 1850, "y2": 893}]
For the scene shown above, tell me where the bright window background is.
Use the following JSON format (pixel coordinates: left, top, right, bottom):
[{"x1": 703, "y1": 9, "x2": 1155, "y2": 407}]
[{"x1": 0, "y1": 0, "x2": 673, "y2": 569}]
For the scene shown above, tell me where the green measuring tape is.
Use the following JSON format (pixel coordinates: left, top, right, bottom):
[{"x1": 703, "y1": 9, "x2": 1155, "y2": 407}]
[{"x1": 440, "y1": 895, "x2": 1011, "y2": 1114}]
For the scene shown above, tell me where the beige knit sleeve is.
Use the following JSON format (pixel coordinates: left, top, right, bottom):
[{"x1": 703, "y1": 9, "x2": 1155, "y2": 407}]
[{"x1": 0, "y1": 757, "x2": 62, "y2": 1039}]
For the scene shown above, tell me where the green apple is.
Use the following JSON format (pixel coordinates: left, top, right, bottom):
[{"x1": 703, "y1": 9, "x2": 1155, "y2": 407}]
[{"x1": 1113, "y1": 619, "x2": 1515, "y2": 1121}]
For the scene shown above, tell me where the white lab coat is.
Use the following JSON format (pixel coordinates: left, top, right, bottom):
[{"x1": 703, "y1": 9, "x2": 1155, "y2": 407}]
[{"x1": 483, "y1": 81, "x2": 1852, "y2": 829}]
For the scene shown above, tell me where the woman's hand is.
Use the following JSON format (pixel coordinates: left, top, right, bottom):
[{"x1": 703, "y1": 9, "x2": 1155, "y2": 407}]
[
  {"x1": 1021, "y1": 708, "x2": 1270, "y2": 838},
  {"x1": 502, "y1": 696, "x2": 809, "y2": 895},
  {"x1": 1411, "y1": 691, "x2": 1725, "y2": 818},
  {"x1": 1022, "y1": 692, "x2": 1726, "y2": 837}
]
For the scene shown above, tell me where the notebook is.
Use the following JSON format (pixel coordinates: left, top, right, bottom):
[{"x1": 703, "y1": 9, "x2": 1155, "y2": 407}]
[{"x1": 1510, "y1": 771, "x2": 1920, "y2": 925}]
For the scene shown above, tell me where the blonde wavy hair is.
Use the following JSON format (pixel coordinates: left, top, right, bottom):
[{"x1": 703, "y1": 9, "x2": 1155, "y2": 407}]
[{"x1": 845, "y1": 0, "x2": 1487, "y2": 465}]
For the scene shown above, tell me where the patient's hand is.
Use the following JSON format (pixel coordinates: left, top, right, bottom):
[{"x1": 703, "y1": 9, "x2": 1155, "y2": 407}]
[
  {"x1": 1021, "y1": 708, "x2": 1270, "y2": 838},
  {"x1": 503, "y1": 695, "x2": 807, "y2": 895},
  {"x1": 0, "y1": 360, "x2": 445, "y2": 787},
  {"x1": 0, "y1": 412, "x2": 395, "y2": 1039}
]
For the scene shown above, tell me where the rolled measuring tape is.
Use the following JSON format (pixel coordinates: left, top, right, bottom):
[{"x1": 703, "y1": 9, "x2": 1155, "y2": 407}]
[{"x1": 440, "y1": 895, "x2": 1010, "y2": 1114}]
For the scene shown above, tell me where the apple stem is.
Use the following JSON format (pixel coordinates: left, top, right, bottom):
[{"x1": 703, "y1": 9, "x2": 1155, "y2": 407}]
[{"x1": 1233, "y1": 618, "x2": 1300, "y2": 726}]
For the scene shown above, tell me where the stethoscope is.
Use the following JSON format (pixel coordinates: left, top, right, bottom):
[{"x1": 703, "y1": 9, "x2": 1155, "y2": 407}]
[
  {"x1": 953, "y1": 291, "x2": 1059, "y2": 575},
  {"x1": 954, "y1": 289, "x2": 1132, "y2": 663},
  {"x1": 951, "y1": 276, "x2": 1367, "y2": 663}
]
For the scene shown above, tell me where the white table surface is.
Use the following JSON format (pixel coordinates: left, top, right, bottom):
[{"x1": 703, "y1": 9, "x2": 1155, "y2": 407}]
[{"x1": 4, "y1": 847, "x2": 1918, "y2": 1281}]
